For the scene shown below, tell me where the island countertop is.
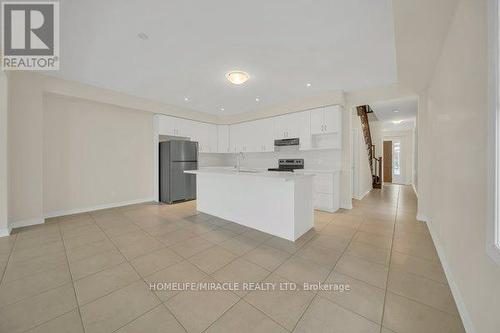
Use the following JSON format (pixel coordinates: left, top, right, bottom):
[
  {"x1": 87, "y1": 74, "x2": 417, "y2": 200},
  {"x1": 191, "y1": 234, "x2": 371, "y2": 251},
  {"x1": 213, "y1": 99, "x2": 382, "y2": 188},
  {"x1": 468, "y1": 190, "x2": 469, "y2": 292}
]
[
  {"x1": 184, "y1": 168, "x2": 314, "y2": 181},
  {"x1": 187, "y1": 167, "x2": 314, "y2": 241}
]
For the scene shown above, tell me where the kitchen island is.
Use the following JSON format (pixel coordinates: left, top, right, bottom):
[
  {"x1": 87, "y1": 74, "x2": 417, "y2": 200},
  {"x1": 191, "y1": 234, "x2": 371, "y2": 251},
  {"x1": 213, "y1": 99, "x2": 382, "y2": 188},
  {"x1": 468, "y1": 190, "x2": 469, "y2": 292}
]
[{"x1": 184, "y1": 168, "x2": 314, "y2": 241}]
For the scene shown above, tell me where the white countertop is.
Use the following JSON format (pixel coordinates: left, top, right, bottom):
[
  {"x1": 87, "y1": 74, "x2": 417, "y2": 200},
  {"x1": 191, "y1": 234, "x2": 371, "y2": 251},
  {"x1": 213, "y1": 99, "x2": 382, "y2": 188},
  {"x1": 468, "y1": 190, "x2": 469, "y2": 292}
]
[
  {"x1": 198, "y1": 166, "x2": 341, "y2": 174},
  {"x1": 294, "y1": 169, "x2": 341, "y2": 174},
  {"x1": 185, "y1": 168, "x2": 314, "y2": 181}
]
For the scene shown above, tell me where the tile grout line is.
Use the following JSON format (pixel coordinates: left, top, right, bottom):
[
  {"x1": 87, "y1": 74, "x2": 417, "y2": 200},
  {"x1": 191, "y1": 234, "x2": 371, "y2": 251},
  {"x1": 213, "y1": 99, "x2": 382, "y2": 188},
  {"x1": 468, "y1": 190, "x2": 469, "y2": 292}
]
[
  {"x1": 288, "y1": 215, "x2": 362, "y2": 332},
  {"x1": 56, "y1": 221, "x2": 86, "y2": 332},
  {"x1": 378, "y1": 185, "x2": 400, "y2": 333},
  {"x1": 0, "y1": 233, "x2": 19, "y2": 286},
  {"x1": 6, "y1": 190, "x2": 433, "y2": 333},
  {"x1": 89, "y1": 210, "x2": 191, "y2": 333}
]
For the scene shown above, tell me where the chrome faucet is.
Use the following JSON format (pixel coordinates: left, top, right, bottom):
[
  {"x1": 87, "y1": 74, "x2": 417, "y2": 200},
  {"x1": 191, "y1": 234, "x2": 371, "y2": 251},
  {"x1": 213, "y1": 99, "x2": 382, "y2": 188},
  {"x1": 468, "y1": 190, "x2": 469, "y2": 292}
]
[{"x1": 236, "y1": 152, "x2": 245, "y2": 172}]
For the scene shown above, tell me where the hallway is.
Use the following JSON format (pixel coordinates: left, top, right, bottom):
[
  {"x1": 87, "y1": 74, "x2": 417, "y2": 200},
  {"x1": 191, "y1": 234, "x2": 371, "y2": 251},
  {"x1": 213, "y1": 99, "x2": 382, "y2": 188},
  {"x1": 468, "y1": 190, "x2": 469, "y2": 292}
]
[{"x1": 0, "y1": 185, "x2": 464, "y2": 333}]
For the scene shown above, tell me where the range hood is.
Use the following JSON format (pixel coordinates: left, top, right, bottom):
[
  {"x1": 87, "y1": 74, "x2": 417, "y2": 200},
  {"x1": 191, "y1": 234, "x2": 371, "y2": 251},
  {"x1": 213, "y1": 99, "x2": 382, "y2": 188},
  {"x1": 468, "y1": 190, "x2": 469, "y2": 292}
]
[{"x1": 274, "y1": 138, "x2": 299, "y2": 146}]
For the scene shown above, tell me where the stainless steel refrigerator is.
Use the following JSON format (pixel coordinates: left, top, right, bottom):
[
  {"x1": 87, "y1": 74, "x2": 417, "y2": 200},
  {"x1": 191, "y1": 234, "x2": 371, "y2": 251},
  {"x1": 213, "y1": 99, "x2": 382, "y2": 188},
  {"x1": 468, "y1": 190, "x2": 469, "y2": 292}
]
[{"x1": 159, "y1": 140, "x2": 198, "y2": 204}]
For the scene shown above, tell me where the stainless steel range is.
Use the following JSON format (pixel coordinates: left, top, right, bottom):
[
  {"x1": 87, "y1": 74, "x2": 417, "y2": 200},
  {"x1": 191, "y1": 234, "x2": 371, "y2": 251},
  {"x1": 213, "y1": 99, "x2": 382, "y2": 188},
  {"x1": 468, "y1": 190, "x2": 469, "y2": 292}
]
[{"x1": 268, "y1": 159, "x2": 304, "y2": 172}]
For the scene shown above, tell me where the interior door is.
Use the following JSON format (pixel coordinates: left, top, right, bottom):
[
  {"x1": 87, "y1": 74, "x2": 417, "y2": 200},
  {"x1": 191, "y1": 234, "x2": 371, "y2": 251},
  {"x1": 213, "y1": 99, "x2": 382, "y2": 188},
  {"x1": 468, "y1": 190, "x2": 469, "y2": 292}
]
[{"x1": 383, "y1": 141, "x2": 393, "y2": 182}]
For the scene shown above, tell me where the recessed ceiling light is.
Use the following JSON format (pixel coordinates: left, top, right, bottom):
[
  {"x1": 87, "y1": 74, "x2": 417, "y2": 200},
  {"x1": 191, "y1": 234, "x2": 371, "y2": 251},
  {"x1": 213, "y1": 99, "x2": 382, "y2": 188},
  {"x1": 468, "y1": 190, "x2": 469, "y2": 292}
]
[
  {"x1": 306, "y1": 83, "x2": 311, "y2": 87},
  {"x1": 137, "y1": 32, "x2": 149, "y2": 40},
  {"x1": 392, "y1": 120, "x2": 404, "y2": 124},
  {"x1": 255, "y1": 97, "x2": 260, "y2": 102},
  {"x1": 393, "y1": 110, "x2": 399, "y2": 113},
  {"x1": 220, "y1": 107, "x2": 225, "y2": 111},
  {"x1": 184, "y1": 97, "x2": 189, "y2": 102},
  {"x1": 226, "y1": 71, "x2": 249, "y2": 85}
]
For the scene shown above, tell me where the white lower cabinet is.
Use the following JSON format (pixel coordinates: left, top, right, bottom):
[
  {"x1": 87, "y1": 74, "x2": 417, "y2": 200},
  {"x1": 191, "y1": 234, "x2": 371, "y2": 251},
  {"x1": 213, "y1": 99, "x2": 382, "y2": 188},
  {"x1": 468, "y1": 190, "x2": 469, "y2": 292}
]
[{"x1": 297, "y1": 171, "x2": 340, "y2": 212}]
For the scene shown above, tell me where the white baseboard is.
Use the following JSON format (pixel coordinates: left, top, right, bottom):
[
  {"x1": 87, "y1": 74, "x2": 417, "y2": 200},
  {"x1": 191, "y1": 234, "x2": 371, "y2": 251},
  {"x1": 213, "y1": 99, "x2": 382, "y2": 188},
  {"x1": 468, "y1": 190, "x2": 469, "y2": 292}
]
[
  {"x1": 0, "y1": 226, "x2": 12, "y2": 237},
  {"x1": 10, "y1": 218, "x2": 44, "y2": 229},
  {"x1": 425, "y1": 219, "x2": 476, "y2": 333},
  {"x1": 416, "y1": 213, "x2": 428, "y2": 222},
  {"x1": 412, "y1": 184, "x2": 418, "y2": 198},
  {"x1": 353, "y1": 189, "x2": 371, "y2": 201},
  {"x1": 44, "y1": 197, "x2": 155, "y2": 219}
]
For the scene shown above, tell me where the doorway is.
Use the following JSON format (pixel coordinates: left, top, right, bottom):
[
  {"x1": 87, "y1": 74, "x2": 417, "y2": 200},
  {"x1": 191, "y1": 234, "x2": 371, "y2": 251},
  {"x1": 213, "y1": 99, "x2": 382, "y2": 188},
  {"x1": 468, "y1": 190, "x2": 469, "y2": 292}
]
[
  {"x1": 383, "y1": 141, "x2": 392, "y2": 182},
  {"x1": 383, "y1": 139, "x2": 404, "y2": 184}
]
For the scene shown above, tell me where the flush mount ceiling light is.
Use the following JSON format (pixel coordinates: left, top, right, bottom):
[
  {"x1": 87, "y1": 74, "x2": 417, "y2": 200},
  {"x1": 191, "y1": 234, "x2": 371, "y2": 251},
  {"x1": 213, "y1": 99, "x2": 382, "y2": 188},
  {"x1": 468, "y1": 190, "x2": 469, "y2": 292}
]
[
  {"x1": 392, "y1": 120, "x2": 404, "y2": 124},
  {"x1": 255, "y1": 97, "x2": 260, "y2": 102},
  {"x1": 226, "y1": 71, "x2": 249, "y2": 85},
  {"x1": 184, "y1": 97, "x2": 189, "y2": 102},
  {"x1": 220, "y1": 107, "x2": 225, "y2": 111},
  {"x1": 306, "y1": 83, "x2": 311, "y2": 87},
  {"x1": 393, "y1": 110, "x2": 399, "y2": 113}
]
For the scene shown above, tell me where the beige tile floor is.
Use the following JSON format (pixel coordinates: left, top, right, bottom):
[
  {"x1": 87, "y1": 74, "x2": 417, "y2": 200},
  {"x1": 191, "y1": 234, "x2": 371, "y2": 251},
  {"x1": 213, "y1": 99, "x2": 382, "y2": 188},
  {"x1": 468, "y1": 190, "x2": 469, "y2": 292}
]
[{"x1": 0, "y1": 184, "x2": 465, "y2": 333}]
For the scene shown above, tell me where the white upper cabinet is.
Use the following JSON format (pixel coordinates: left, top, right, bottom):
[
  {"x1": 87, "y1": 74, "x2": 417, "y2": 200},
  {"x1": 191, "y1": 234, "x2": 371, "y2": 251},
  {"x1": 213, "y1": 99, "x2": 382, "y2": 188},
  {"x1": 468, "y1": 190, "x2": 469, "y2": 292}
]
[
  {"x1": 157, "y1": 104, "x2": 341, "y2": 154},
  {"x1": 273, "y1": 111, "x2": 311, "y2": 148},
  {"x1": 158, "y1": 115, "x2": 195, "y2": 138},
  {"x1": 217, "y1": 125, "x2": 230, "y2": 153},
  {"x1": 158, "y1": 115, "x2": 178, "y2": 136},
  {"x1": 310, "y1": 105, "x2": 341, "y2": 135},
  {"x1": 248, "y1": 118, "x2": 274, "y2": 152},
  {"x1": 194, "y1": 122, "x2": 217, "y2": 153},
  {"x1": 157, "y1": 115, "x2": 216, "y2": 152},
  {"x1": 229, "y1": 123, "x2": 243, "y2": 153}
]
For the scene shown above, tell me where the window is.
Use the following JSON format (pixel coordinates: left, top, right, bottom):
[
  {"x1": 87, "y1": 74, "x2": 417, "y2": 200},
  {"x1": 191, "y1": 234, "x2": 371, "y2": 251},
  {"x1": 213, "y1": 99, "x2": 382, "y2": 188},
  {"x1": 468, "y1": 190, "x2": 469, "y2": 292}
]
[
  {"x1": 393, "y1": 142, "x2": 401, "y2": 176},
  {"x1": 487, "y1": 0, "x2": 500, "y2": 265}
]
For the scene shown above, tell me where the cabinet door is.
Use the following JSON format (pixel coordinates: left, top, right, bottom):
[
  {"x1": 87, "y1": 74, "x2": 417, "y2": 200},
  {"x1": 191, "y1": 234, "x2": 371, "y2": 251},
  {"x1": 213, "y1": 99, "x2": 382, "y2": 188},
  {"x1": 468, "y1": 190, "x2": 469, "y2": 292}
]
[
  {"x1": 313, "y1": 174, "x2": 334, "y2": 194},
  {"x1": 250, "y1": 118, "x2": 274, "y2": 152},
  {"x1": 190, "y1": 122, "x2": 204, "y2": 152},
  {"x1": 314, "y1": 193, "x2": 334, "y2": 211},
  {"x1": 229, "y1": 124, "x2": 242, "y2": 152},
  {"x1": 240, "y1": 122, "x2": 254, "y2": 152},
  {"x1": 310, "y1": 108, "x2": 324, "y2": 134},
  {"x1": 217, "y1": 125, "x2": 230, "y2": 153},
  {"x1": 176, "y1": 118, "x2": 194, "y2": 138},
  {"x1": 207, "y1": 124, "x2": 217, "y2": 153},
  {"x1": 260, "y1": 118, "x2": 275, "y2": 152},
  {"x1": 323, "y1": 105, "x2": 341, "y2": 133},
  {"x1": 286, "y1": 112, "x2": 309, "y2": 139},
  {"x1": 158, "y1": 115, "x2": 177, "y2": 136},
  {"x1": 273, "y1": 115, "x2": 287, "y2": 139}
]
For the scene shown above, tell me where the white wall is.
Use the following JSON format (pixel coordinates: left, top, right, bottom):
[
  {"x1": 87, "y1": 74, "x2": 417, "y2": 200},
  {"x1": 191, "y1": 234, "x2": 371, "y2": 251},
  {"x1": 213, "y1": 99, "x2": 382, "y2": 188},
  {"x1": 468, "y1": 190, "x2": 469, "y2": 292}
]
[
  {"x1": 0, "y1": 72, "x2": 8, "y2": 236},
  {"x1": 422, "y1": 1, "x2": 500, "y2": 332},
  {"x1": 8, "y1": 73, "x2": 44, "y2": 227},
  {"x1": 43, "y1": 95, "x2": 154, "y2": 216}
]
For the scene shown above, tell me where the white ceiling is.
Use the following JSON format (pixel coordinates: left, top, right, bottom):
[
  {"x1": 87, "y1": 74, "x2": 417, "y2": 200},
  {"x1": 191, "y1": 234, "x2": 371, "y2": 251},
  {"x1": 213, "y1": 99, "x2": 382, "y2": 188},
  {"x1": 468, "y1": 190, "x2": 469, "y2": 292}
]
[
  {"x1": 53, "y1": 0, "x2": 397, "y2": 115},
  {"x1": 370, "y1": 96, "x2": 417, "y2": 130}
]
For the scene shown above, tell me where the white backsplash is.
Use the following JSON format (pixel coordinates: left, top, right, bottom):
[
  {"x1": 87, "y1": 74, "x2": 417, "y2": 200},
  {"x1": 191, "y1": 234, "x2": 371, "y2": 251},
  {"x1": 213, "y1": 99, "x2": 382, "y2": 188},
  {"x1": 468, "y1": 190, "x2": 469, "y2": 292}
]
[{"x1": 199, "y1": 147, "x2": 341, "y2": 170}]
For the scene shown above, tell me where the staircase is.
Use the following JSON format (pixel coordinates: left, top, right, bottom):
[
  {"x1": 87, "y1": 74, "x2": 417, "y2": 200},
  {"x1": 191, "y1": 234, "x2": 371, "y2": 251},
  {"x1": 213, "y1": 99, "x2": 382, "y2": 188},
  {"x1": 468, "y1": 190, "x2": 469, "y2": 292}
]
[{"x1": 357, "y1": 105, "x2": 382, "y2": 189}]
